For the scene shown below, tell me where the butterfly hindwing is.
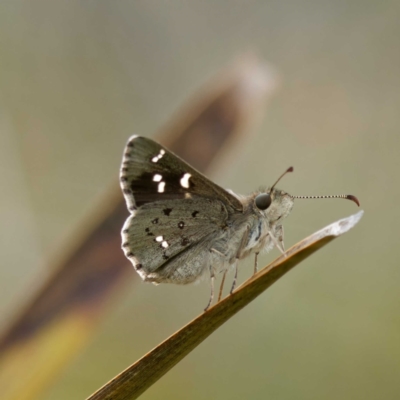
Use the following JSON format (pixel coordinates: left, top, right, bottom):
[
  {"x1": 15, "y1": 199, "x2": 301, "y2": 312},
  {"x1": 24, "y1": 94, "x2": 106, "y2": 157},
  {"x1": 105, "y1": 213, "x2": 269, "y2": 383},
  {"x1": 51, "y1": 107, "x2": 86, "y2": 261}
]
[
  {"x1": 119, "y1": 135, "x2": 243, "y2": 212},
  {"x1": 121, "y1": 198, "x2": 229, "y2": 280}
]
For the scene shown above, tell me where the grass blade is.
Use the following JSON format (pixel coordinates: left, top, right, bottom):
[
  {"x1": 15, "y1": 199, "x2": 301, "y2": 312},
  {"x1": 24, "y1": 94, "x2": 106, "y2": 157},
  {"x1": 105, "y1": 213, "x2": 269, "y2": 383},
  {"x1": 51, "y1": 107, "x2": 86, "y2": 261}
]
[{"x1": 87, "y1": 211, "x2": 363, "y2": 400}]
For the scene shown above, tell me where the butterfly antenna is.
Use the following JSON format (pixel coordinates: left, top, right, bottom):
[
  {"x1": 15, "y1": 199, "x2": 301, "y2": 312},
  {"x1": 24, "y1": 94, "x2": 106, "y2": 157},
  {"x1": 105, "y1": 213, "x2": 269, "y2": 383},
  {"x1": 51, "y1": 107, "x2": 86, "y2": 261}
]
[
  {"x1": 270, "y1": 166, "x2": 294, "y2": 191},
  {"x1": 292, "y1": 194, "x2": 360, "y2": 207}
]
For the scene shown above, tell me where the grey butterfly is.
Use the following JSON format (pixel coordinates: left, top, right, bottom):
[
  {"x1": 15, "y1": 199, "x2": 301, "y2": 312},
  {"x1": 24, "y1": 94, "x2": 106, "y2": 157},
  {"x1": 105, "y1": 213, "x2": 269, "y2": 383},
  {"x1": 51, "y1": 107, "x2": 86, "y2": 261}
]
[{"x1": 120, "y1": 135, "x2": 359, "y2": 310}]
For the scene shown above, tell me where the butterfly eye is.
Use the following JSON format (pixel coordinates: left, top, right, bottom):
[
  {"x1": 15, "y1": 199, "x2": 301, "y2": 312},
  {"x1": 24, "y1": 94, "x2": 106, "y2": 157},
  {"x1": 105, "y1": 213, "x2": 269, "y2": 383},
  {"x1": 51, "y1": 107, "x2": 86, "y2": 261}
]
[{"x1": 255, "y1": 193, "x2": 272, "y2": 210}]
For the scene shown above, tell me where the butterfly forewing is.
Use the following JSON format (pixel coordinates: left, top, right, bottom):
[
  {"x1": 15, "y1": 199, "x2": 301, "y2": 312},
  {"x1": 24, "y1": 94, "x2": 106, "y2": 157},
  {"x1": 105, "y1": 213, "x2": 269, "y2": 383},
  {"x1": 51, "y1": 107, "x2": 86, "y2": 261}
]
[{"x1": 120, "y1": 136, "x2": 243, "y2": 211}]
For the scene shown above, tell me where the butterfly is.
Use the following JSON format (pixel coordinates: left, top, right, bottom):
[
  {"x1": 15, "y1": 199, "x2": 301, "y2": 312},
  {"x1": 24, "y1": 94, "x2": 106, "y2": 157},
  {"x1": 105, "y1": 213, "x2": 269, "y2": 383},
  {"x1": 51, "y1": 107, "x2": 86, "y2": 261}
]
[{"x1": 120, "y1": 136, "x2": 359, "y2": 310}]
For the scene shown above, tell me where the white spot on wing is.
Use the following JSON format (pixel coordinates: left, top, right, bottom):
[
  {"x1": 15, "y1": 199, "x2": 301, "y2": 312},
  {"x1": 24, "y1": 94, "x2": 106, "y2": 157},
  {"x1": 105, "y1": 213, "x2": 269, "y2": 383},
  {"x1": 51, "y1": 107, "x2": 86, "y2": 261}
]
[
  {"x1": 161, "y1": 241, "x2": 169, "y2": 248},
  {"x1": 151, "y1": 149, "x2": 166, "y2": 163},
  {"x1": 155, "y1": 236, "x2": 163, "y2": 242},
  {"x1": 180, "y1": 173, "x2": 191, "y2": 188},
  {"x1": 153, "y1": 174, "x2": 162, "y2": 182},
  {"x1": 158, "y1": 181, "x2": 166, "y2": 192}
]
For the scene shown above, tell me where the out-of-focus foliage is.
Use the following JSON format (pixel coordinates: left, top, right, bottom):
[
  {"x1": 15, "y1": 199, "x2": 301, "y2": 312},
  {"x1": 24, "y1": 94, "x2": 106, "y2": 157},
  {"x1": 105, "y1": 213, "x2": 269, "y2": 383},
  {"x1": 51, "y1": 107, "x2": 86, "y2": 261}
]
[{"x1": 0, "y1": 54, "x2": 275, "y2": 400}]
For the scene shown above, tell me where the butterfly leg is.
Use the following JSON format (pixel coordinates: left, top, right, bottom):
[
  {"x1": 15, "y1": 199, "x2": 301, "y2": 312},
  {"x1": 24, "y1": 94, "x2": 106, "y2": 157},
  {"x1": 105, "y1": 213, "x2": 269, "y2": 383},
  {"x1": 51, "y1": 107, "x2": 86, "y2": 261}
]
[
  {"x1": 267, "y1": 227, "x2": 286, "y2": 256},
  {"x1": 253, "y1": 252, "x2": 259, "y2": 275},
  {"x1": 204, "y1": 265, "x2": 215, "y2": 312},
  {"x1": 230, "y1": 227, "x2": 250, "y2": 294},
  {"x1": 277, "y1": 225, "x2": 285, "y2": 252},
  {"x1": 218, "y1": 270, "x2": 227, "y2": 302},
  {"x1": 230, "y1": 259, "x2": 239, "y2": 294},
  {"x1": 210, "y1": 248, "x2": 228, "y2": 302}
]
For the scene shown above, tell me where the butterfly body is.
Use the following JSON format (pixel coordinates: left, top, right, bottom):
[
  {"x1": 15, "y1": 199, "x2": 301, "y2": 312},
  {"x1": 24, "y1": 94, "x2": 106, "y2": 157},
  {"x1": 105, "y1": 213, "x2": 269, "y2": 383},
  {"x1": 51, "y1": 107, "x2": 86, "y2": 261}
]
[{"x1": 120, "y1": 136, "x2": 294, "y2": 289}]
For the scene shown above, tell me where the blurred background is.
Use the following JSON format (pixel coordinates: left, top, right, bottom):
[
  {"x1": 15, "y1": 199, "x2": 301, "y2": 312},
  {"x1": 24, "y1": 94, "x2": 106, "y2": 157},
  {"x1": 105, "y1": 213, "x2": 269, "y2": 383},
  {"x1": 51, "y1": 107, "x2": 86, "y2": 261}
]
[{"x1": 1, "y1": 1, "x2": 399, "y2": 399}]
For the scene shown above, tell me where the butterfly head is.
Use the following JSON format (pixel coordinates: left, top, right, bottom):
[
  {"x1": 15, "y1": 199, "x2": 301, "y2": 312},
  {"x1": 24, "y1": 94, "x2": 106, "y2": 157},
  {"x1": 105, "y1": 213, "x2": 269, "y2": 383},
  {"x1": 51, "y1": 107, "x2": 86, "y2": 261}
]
[
  {"x1": 251, "y1": 166, "x2": 294, "y2": 223},
  {"x1": 252, "y1": 163, "x2": 359, "y2": 223},
  {"x1": 254, "y1": 188, "x2": 294, "y2": 223}
]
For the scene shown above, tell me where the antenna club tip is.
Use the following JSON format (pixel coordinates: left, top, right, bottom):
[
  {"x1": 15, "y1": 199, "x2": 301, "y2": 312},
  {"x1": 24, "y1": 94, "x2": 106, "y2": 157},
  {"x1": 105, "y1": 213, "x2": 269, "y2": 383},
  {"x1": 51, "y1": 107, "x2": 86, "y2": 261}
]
[
  {"x1": 347, "y1": 195, "x2": 360, "y2": 207},
  {"x1": 287, "y1": 166, "x2": 294, "y2": 173}
]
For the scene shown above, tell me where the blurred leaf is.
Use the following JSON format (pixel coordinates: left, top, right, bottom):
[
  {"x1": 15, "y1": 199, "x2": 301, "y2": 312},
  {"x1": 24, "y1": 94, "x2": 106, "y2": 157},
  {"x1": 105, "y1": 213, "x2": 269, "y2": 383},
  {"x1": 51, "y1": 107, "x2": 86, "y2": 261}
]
[
  {"x1": 87, "y1": 211, "x2": 363, "y2": 400},
  {"x1": 0, "y1": 57, "x2": 279, "y2": 400}
]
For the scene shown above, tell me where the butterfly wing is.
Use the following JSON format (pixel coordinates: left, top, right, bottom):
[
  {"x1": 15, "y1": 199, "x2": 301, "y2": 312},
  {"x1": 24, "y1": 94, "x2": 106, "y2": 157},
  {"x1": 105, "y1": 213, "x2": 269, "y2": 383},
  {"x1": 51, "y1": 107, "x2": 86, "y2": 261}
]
[
  {"x1": 120, "y1": 135, "x2": 243, "y2": 212},
  {"x1": 122, "y1": 198, "x2": 229, "y2": 283},
  {"x1": 120, "y1": 136, "x2": 242, "y2": 282}
]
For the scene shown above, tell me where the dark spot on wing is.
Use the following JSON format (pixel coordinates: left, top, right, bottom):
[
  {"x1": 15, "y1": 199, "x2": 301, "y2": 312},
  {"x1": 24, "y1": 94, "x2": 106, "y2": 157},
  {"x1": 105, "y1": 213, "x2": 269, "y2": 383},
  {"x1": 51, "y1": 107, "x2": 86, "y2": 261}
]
[
  {"x1": 122, "y1": 229, "x2": 129, "y2": 234},
  {"x1": 192, "y1": 211, "x2": 199, "y2": 218},
  {"x1": 152, "y1": 218, "x2": 159, "y2": 224},
  {"x1": 135, "y1": 263, "x2": 143, "y2": 270},
  {"x1": 145, "y1": 228, "x2": 154, "y2": 236},
  {"x1": 126, "y1": 252, "x2": 134, "y2": 258},
  {"x1": 163, "y1": 208, "x2": 172, "y2": 216},
  {"x1": 121, "y1": 167, "x2": 128, "y2": 172},
  {"x1": 181, "y1": 237, "x2": 190, "y2": 246},
  {"x1": 122, "y1": 242, "x2": 129, "y2": 248},
  {"x1": 162, "y1": 254, "x2": 169, "y2": 260}
]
